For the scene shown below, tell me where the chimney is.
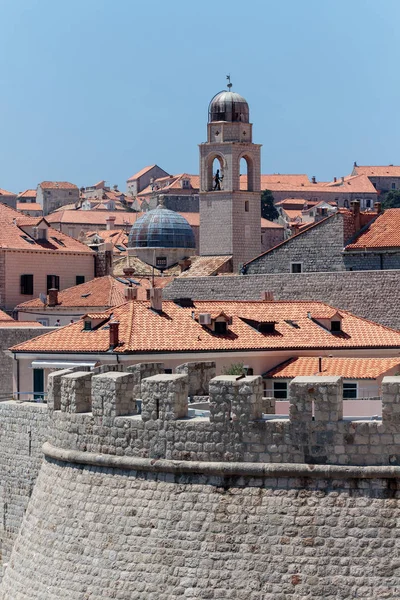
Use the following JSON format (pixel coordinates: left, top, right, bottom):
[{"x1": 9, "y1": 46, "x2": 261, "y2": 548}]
[
  {"x1": 123, "y1": 266, "x2": 135, "y2": 277},
  {"x1": 106, "y1": 215, "x2": 116, "y2": 231},
  {"x1": 149, "y1": 287, "x2": 162, "y2": 312},
  {"x1": 109, "y1": 321, "x2": 120, "y2": 348},
  {"x1": 311, "y1": 176, "x2": 316, "y2": 184},
  {"x1": 261, "y1": 291, "x2": 274, "y2": 302},
  {"x1": 374, "y1": 201, "x2": 382, "y2": 214},
  {"x1": 333, "y1": 177, "x2": 337, "y2": 182},
  {"x1": 124, "y1": 286, "x2": 137, "y2": 300},
  {"x1": 341, "y1": 176, "x2": 345, "y2": 183},
  {"x1": 353, "y1": 161, "x2": 358, "y2": 168},
  {"x1": 48, "y1": 288, "x2": 59, "y2": 307},
  {"x1": 113, "y1": 184, "x2": 118, "y2": 191},
  {"x1": 351, "y1": 200, "x2": 361, "y2": 231}
]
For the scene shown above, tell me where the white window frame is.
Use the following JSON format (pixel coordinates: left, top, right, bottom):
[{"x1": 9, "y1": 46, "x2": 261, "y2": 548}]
[
  {"x1": 37, "y1": 318, "x2": 49, "y2": 326},
  {"x1": 290, "y1": 262, "x2": 303, "y2": 274}
]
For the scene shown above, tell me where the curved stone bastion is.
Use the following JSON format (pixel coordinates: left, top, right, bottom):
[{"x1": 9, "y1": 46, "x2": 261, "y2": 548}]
[{"x1": 2, "y1": 366, "x2": 400, "y2": 598}]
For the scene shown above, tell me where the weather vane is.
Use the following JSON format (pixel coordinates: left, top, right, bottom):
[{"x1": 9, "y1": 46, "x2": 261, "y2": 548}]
[{"x1": 226, "y1": 74, "x2": 232, "y2": 90}]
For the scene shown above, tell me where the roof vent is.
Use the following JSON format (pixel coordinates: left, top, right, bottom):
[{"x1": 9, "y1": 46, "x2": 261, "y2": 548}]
[
  {"x1": 199, "y1": 313, "x2": 212, "y2": 325},
  {"x1": 125, "y1": 287, "x2": 137, "y2": 300}
]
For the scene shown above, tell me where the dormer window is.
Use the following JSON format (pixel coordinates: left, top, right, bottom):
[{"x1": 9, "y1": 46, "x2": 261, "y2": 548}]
[
  {"x1": 331, "y1": 320, "x2": 341, "y2": 332},
  {"x1": 214, "y1": 320, "x2": 227, "y2": 334},
  {"x1": 241, "y1": 317, "x2": 277, "y2": 334},
  {"x1": 83, "y1": 320, "x2": 92, "y2": 331},
  {"x1": 181, "y1": 178, "x2": 190, "y2": 189}
]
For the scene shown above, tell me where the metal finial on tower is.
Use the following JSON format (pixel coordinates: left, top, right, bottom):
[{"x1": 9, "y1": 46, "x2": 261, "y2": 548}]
[{"x1": 226, "y1": 74, "x2": 232, "y2": 90}]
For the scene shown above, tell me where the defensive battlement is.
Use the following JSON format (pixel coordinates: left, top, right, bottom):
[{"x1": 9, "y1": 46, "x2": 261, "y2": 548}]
[{"x1": 45, "y1": 361, "x2": 400, "y2": 467}]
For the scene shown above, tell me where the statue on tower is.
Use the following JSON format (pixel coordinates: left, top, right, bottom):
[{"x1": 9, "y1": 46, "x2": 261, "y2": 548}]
[{"x1": 213, "y1": 169, "x2": 223, "y2": 191}]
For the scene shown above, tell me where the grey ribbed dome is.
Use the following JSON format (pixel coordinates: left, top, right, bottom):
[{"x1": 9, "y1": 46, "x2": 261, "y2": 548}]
[
  {"x1": 208, "y1": 90, "x2": 249, "y2": 123},
  {"x1": 128, "y1": 204, "x2": 195, "y2": 250}
]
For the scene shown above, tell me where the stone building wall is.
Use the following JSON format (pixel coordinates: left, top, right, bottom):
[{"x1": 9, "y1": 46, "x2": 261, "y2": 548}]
[{"x1": 163, "y1": 270, "x2": 400, "y2": 330}]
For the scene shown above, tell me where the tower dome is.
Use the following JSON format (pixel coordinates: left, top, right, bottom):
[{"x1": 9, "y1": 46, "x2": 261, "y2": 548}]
[
  {"x1": 208, "y1": 90, "x2": 249, "y2": 123},
  {"x1": 128, "y1": 200, "x2": 196, "y2": 269}
]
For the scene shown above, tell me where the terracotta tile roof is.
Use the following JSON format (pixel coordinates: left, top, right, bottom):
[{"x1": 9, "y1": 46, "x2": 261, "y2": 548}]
[
  {"x1": 282, "y1": 209, "x2": 303, "y2": 221},
  {"x1": 261, "y1": 218, "x2": 283, "y2": 229},
  {"x1": 17, "y1": 189, "x2": 37, "y2": 199},
  {"x1": 0, "y1": 307, "x2": 43, "y2": 327},
  {"x1": 17, "y1": 203, "x2": 43, "y2": 212},
  {"x1": 11, "y1": 300, "x2": 400, "y2": 355},
  {"x1": 39, "y1": 181, "x2": 78, "y2": 190},
  {"x1": 179, "y1": 256, "x2": 232, "y2": 278},
  {"x1": 137, "y1": 174, "x2": 200, "y2": 197},
  {"x1": 127, "y1": 165, "x2": 157, "y2": 182},
  {"x1": 0, "y1": 309, "x2": 15, "y2": 322},
  {"x1": 85, "y1": 230, "x2": 128, "y2": 254},
  {"x1": 345, "y1": 209, "x2": 400, "y2": 250},
  {"x1": 0, "y1": 188, "x2": 16, "y2": 196},
  {"x1": 324, "y1": 174, "x2": 377, "y2": 194},
  {"x1": 46, "y1": 210, "x2": 138, "y2": 227},
  {"x1": 16, "y1": 276, "x2": 126, "y2": 310},
  {"x1": 264, "y1": 357, "x2": 400, "y2": 380},
  {"x1": 0, "y1": 204, "x2": 93, "y2": 253},
  {"x1": 354, "y1": 166, "x2": 400, "y2": 177},
  {"x1": 84, "y1": 312, "x2": 110, "y2": 320}
]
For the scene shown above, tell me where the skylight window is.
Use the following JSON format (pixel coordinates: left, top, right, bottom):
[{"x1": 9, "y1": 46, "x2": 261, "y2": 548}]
[
  {"x1": 285, "y1": 319, "x2": 300, "y2": 329},
  {"x1": 20, "y1": 235, "x2": 35, "y2": 245},
  {"x1": 51, "y1": 236, "x2": 66, "y2": 247}
]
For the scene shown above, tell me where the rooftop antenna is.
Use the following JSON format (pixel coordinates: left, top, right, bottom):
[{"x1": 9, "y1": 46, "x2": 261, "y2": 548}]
[{"x1": 226, "y1": 74, "x2": 232, "y2": 90}]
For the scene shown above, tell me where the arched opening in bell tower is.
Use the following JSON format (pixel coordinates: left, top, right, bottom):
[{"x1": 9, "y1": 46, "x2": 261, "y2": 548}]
[
  {"x1": 206, "y1": 154, "x2": 225, "y2": 191},
  {"x1": 240, "y1": 155, "x2": 254, "y2": 192}
]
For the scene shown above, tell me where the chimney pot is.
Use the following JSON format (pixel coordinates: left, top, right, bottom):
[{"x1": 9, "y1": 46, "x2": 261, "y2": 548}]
[
  {"x1": 149, "y1": 287, "x2": 162, "y2": 312},
  {"x1": 333, "y1": 176, "x2": 337, "y2": 182},
  {"x1": 109, "y1": 321, "x2": 120, "y2": 348},
  {"x1": 341, "y1": 176, "x2": 345, "y2": 183},
  {"x1": 48, "y1": 288, "x2": 59, "y2": 307},
  {"x1": 262, "y1": 291, "x2": 274, "y2": 301},
  {"x1": 106, "y1": 216, "x2": 116, "y2": 231},
  {"x1": 124, "y1": 286, "x2": 137, "y2": 300},
  {"x1": 374, "y1": 201, "x2": 382, "y2": 214},
  {"x1": 311, "y1": 176, "x2": 316, "y2": 184}
]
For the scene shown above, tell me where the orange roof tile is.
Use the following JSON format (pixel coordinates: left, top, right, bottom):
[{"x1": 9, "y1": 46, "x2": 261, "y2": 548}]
[
  {"x1": 46, "y1": 210, "x2": 139, "y2": 227},
  {"x1": 345, "y1": 209, "x2": 400, "y2": 250},
  {"x1": 261, "y1": 218, "x2": 283, "y2": 229},
  {"x1": 39, "y1": 181, "x2": 78, "y2": 190},
  {"x1": 127, "y1": 165, "x2": 157, "y2": 182},
  {"x1": 354, "y1": 165, "x2": 400, "y2": 177},
  {"x1": 17, "y1": 203, "x2": 43, "y2": 212},
  {"x1": 11, "y1": 300, "x2": 400, "y2": 355},
  {"x1": 0, "y1": 203, "x2": 93, "y2": 253},
  {"x1": 0, "y1": 188, "x2": 16, "y2": 196},
  {"x1": 17, "y1": 189, "x2": 37, "y2": 199},
  {"x1": 324, "y1": 174, "x2": 377, "y2": 193},
  {"x1": 179, "y1": 256, "x2": 232, "y2": 278},
  {"x1": 16, "y1": 276, "x2": 127, "y2": 310},
  {"x1": 264, "y1": 356, "x2": 400, "y2": 379}
]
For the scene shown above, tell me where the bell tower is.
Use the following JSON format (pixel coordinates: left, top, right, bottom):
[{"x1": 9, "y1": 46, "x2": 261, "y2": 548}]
[{"x1": 199, "y1": 81, "x2": 261, "y2": 271}]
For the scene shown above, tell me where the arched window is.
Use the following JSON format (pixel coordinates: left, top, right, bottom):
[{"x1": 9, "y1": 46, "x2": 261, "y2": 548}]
[
  {"x1": 240, "y1": 155, "x2": 254, "y2": 191},
  {"x1": 206, "y1": 155, "x2": 224, "y2": 191}
]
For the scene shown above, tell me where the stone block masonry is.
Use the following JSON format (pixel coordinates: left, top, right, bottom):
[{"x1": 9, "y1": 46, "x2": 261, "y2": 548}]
[
  {"x1": 163, "y1": 269, "x2": 400, "y2": 329},
  {"x1": 4, "y1": 367, "x2": 400, "y2": 598}
]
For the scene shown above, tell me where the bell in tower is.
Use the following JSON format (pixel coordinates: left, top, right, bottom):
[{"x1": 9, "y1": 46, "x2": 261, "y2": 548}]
[{"x1": 199, "y1": 79, "x2": 262, "y2": 271}]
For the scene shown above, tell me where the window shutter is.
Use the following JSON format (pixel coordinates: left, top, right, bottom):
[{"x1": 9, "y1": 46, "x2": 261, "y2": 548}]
[
  {"x1": 47, "y1": 275, "x2": 60, "y2": 291},
  {"x1": 21, "y1": 274, "x2": 34, "y2": 295}
]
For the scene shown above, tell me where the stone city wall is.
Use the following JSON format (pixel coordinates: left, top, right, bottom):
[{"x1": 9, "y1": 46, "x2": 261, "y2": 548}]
[
  {"x1": 2, "y1": 368, "x2": 400, "y2": 598},
  {"x1": 45, "y1": 369, "x2": 400, "y2": 467},
  {"x1": 0, "y1": 401, "x2": 48, "y2": 578},
  {"x1": 163, "y1": 270, "x2": 400, "y2": 330}
]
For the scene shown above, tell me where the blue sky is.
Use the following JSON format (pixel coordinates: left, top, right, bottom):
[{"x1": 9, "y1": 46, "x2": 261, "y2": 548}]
[{"x1": 1, "y1": 0, "x2": 400, "y2": 192}]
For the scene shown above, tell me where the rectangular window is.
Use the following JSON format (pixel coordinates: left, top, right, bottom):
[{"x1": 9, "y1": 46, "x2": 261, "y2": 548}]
[
  {"x1": 291, "y1": 263, "x2": 302, "y2": 273},
  {"x1": 83, "y1": 321, "x2": 92, "y2": 331},
  {"x1": 20, "y1": 274, "x2": 34, "y2": 295},
  {"x1": 37, "y1": 318, "x2": 49, "y2": 326},
  {"x1": 156, "y1": 256, "x2": 167, "y2": 268},
  {"x1": 273, "y1": 381, "x2": 288, "y2": 399},
  {"x1": 214, "y1": 321, "x2": 227, "y2": 334},
  {"x1": 331, "y1": 320, "x2": 341, "y2": 332},
  {"x1": 76, "y1": 275, "x2": 85, "y2": 285},
  {"x1": 343, "y1": 382, "x2": 357, "y2": 399},
  {"x1": 47, "y1": 275, "x2": 60, "y2": 292},
  {"x1": 392, "y1": 182, "x2": 396, "y2": 190}
]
